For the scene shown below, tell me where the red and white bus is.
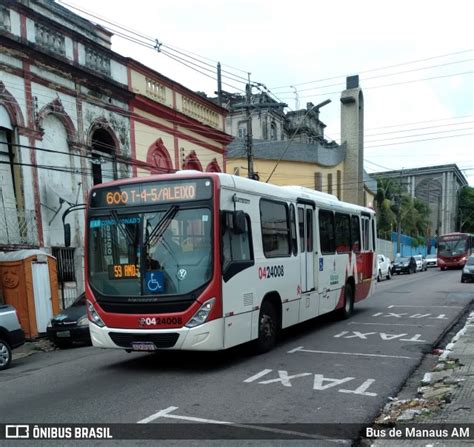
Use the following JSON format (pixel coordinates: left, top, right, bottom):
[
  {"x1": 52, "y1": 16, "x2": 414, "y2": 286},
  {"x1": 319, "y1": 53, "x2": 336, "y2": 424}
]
[
  {"x1": 437, "y1": 232, "x2": 474, "y2": 270},
  {"x1": 85, "y1": 171, "x2": 376, "y2": 353}
]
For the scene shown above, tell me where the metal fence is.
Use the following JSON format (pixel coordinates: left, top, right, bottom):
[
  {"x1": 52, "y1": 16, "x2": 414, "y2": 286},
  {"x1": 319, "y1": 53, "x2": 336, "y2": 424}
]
[
  {"x1": 52, "y1": 247, "x2": 77, "y2": 309},
  {"x1": 0, "y1": 207, "x2": 38, "y2": 245}
]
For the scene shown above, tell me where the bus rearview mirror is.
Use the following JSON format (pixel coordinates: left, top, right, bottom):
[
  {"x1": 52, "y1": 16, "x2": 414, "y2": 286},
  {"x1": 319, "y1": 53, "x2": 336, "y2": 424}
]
[{"x1": 233, "y1": 211, "x2": 246, "y2": 234}]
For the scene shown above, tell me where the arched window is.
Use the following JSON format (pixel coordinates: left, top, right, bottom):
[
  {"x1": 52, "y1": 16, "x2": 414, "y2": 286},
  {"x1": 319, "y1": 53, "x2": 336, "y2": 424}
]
[
  {"x1": 88, "y1": 119, "x2": 120, "y2": 185},
  {"x1": 270, "y1": 122, "x2": 277, "y2": 140},
  {"x1": 183, "y1": 151, "x2": 203, "y2": 171},
  {"x1": 206, "y1": 159, "x2": 221, "y2": 172},
  {"x1": 146, "y1": 138, "x2": 173, "y2": 174}
]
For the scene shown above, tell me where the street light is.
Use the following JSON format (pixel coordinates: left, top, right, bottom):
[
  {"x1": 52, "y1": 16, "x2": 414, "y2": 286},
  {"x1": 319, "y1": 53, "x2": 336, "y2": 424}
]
[{"x1": 265, "y1": 99, "x2": 331, "y2": 183}]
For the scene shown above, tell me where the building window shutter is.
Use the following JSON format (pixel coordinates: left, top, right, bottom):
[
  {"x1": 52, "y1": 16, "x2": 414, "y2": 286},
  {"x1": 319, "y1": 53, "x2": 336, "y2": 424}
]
[
  {"x1": 314, "y1": 172, "x2": 322, "y2": 191},
  {"x1": 337, "y1": 170, "x2": 342, "y2": 199},
  {"x1": 327, "y1": 173, "x2": 333, "y2": 194}
]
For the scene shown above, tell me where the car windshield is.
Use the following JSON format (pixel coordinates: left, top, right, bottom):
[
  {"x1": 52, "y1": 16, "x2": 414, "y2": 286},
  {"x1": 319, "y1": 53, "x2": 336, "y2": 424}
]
[
  {"x1": 426, "y1": 254, "x2": 436, "y2": 259},
  {"x1": 88, "y1": 206, "x2": 212, "y2": 297},
  {"x1": 467, "y1": 257, "x2": 474, "y2": 266},
  {"x1": 396, "y1": 257, "x2": 409, "y2": 263},
  {"x1": 72, "y1": 294, "x2": 86, "y2": 307}
]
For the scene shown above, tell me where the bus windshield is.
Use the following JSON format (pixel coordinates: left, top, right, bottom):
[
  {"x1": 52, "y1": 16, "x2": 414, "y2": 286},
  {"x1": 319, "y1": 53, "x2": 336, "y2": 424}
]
[
  {"x1": 438, "y1": 237, "x2": 467, "y2": 257},
  {"x1": 88, "y1": 206, "x2": 212, "y2": 297}
]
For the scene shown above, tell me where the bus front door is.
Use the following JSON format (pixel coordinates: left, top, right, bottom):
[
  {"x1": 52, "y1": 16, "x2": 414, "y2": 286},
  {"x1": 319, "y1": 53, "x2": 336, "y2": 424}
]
[{"x1": 297, "y1": 204, "x2": 317, "y2": 320}]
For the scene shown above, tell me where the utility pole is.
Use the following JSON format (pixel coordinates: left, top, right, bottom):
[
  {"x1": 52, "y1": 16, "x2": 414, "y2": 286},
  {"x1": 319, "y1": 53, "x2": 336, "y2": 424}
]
[
  {"x1": 245, "y1": 76, "x2": 254, "y2": 180},
  {"x1": 396, "y1": 170, "x2": 403, "y2": 255},
  {"x1": 217, "y1": 62, "x2": 222, "y2": 107},
  {"x1": 265, "y1": 99, "x2": 331, "y2": 183}
]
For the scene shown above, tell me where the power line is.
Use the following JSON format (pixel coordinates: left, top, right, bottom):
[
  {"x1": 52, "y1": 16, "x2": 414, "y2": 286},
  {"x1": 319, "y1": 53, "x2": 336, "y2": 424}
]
[
  {"x1": 270, "y1": 49, "x2": 474, "y2": 89},
  {"x1": 57, "y1": 0, "x2": 250, "y2": 87},
  {"x1": 365, "y1": 127, "x2": 474, "y2": 144},
  {"x1": 365, "y1": 132, "x2": 473, "y2": 149},
  {"x1": 1, "y1": 84, "x2": 234, "y2": 143},
  {"x1": 278, "y1": 71, "x2": 474, "y2": 101},
  {"x1": 275, "y1": 58, "x2": 474, "y2": 95}
]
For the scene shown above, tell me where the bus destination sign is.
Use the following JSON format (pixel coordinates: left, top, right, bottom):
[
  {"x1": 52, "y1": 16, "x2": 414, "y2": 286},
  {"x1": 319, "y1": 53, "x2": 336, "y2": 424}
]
[
  {"x1": 90, "y1": 178, "x2": 212, "y2": 208},
  {"x1": 108, "y1": 264, "x2": 139, "y2": 280}
]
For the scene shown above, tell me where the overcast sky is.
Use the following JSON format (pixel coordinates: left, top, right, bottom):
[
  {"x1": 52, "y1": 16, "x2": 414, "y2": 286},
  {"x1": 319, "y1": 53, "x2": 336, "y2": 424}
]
[{"x1": 59, "y1": 0, "x2": 474, "y2": 186}]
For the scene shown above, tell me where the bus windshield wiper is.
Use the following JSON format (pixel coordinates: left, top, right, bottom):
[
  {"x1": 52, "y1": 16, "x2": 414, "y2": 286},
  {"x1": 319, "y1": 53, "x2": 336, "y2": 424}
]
[
  {"x1": 144, "y1": 205, "x2": 179, "y2": 248},
  {"x1": 110, "y1": 210, "x2": 136, "y2": 246}
]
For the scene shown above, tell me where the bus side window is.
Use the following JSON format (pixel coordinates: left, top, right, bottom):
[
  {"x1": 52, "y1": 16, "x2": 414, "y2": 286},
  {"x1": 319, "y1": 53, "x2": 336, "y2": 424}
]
[
  {"x1": 371, "y1": 218, "x2": 376, "y2": 251},
  {"x1": 351, "y1": 215, "x2": 361, "y2": 253},
  {"x1": 290, "y1": 204, "x2": 298, "y2": 256},
  {"x1": 222, "y1": 211, "x2": 254, "y2": 281},
  {"x1": 306, "y1": 209, "x2": 313, "y2": 252},
  {"x1": 335, "y1": 212, "x2": 351, "y2": 253},
  {"x1": 319, "y1": 209, "x2": 335, "y2": 254},
  {"x1": 298, "y1": 208, "x2": 305, "y2": 253},
  {"x1": 260, "y1": 199, "x2": 291, "y2": 258},
  {"x1": 362, "y1": 217, "x2": 370, "y2": 251}
]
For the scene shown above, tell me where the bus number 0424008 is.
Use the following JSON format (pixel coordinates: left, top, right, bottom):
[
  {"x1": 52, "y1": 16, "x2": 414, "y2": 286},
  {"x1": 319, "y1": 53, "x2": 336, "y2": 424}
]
[{"x1": 258, "y1": 265, "x2": 284, "y2": 280}]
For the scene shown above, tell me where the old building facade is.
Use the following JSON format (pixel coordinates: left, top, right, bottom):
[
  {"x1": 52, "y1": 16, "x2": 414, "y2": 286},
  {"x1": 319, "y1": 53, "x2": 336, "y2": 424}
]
[
  {"x1": 373, "y1": 164, "x2": 468, "y2": 237},
  {"x1": 128, "y1": 60, "x2": 231, "y2": 178},
  {"x1": 0, "y1": 0, "x2": 231, "y2": 306},
  {"x1": 223, "y1": 76, "x2": 376, "y2": 207}
]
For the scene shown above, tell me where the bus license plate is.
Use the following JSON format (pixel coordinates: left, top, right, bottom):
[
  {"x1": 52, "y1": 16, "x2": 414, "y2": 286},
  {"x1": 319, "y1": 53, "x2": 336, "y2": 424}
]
[
  {"x1": 131, "y1": 342, "x2": 156, "y2": 351},
  {"x1": 56, "y1": 331, "x2": 71, "y2": 338}
]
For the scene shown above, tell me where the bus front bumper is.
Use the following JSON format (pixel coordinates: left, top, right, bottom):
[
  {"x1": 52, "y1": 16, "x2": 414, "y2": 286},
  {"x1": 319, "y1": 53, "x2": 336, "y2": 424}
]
[{"x1": 89, "y1": 318, "x2": 225, "y2": 351}]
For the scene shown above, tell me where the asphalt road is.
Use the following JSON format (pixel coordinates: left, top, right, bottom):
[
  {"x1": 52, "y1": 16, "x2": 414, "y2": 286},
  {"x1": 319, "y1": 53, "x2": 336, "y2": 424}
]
[{"x1": 1, "y1": 268, "x2": 473, "y2": 446}]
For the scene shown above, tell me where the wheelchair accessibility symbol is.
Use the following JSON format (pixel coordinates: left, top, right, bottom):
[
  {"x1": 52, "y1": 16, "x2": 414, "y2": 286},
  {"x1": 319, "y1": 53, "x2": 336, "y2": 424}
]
[{"x1": 145, "y1": 271, "x2": 164, "y2": 293}]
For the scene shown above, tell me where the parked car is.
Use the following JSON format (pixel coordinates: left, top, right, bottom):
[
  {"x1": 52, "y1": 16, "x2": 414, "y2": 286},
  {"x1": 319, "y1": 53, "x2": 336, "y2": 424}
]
[
  {"x1": 425, "y1": 254, "x2": 438, "y2": 268},
  {"x1": 47, "y1": 293, "x2": 90, "y2": 348},
  {"x1": 0, "y1": 304, "x2": 25, "y2": 370},
  {"x1": 391, "y1": 256, "x2": 417, "y2": 275},
  {"x1": 377, "y1": 254, "x2": 392, "y2": 281},
  {"x1": 461, "y1": 255, "x2": 474, "y2": 283},
  {"x1": 413, "y1": 255, "x2": 427, "y2": 272}
]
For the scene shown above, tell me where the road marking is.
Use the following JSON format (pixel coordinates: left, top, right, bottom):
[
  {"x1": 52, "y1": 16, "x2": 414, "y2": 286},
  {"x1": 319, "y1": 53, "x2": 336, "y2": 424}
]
[
  {"x1": 388, "y1": 305, "x2": 463, "y2": 309},
  {"x1": 372, "y1": 312, "x2": 448, "y2": 319},
  {"x1": 348, "y1": 322, "x2": 436, "y2": 327},
  {"x1": 339, "y1": 379, "x2": 377, "y2": 397},
  {"x1": 287, "y1": 346, "x2": 416, "y2": 359},
  {"x1": 258, "y1": 371, "x2": 312, "y2": 387},
  {"x1": 333, "y1": 331, "x2": 427, "y2": 342},
  {"x1": 138, "y1": 406, "x2": 179, "y2": 424},
  {"x1": 243, "y1": 369, "x2": 273, "y2": 383},
  {"x1": 137, "y1": 406, "x2": 348, "y2": 442}
]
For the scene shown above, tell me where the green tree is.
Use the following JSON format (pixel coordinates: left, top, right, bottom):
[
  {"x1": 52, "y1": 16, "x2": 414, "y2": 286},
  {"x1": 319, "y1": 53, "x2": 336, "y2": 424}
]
[
  {"x1": 458, "y1": 186, "x2": 474, "y2": 232},
  {"x1": 375, "y1": 177, "x2": 431, "y2": 240},
  {"x1": 375, "y1": 177, "x2": 398, "y2": 239}
]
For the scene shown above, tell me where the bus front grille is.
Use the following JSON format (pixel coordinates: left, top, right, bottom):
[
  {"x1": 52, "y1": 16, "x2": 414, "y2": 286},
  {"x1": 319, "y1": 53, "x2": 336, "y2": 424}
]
[{"x1": 108, "y1": 332, "x2": 179, "y2": 348}]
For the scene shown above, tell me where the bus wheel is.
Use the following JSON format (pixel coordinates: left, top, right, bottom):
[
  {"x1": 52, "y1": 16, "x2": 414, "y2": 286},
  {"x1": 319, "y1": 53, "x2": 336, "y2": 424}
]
[
  {"x1": 339, "y1": 282, "x2": 354, "y2": 320},
  {"x1": 255, "y1": 301, "x2": 278, "y2": 354}
]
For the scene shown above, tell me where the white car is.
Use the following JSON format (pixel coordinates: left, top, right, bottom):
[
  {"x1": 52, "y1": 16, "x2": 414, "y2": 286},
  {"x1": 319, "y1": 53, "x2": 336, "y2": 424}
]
[
  {"x1": 377, "y1": 254, "x2": 392, "y2": 281},
  {"x1": 425, "y1": 254, "x2": 438, "y2": 268},
  {"x1": 413, "y1": 255, "x2": 427, "y2": 272}
]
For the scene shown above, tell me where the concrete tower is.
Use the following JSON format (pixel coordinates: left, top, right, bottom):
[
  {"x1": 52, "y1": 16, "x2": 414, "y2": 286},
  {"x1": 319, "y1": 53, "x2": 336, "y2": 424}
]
[{"x1": 341, "y1": 75, "x2": 364, "y2": 206}]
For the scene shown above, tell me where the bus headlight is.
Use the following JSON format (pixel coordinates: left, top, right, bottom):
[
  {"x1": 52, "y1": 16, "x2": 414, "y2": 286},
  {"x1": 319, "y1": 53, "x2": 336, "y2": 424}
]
[
  {"x1": 87, "y1": 301, "x2": 105, "y2": 328},
  {"x1": 185, "y1": 298, "x2": 215, "y2": 328}
]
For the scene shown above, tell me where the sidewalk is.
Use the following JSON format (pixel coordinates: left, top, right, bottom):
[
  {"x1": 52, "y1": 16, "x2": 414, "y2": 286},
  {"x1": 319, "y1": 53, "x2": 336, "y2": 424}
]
[
  {"x1": 13, "y1": 337, "x2": 57, "y2": 360},
  {"x1": 361, "y1": 308, "x2": 474, "y2": 446}
]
